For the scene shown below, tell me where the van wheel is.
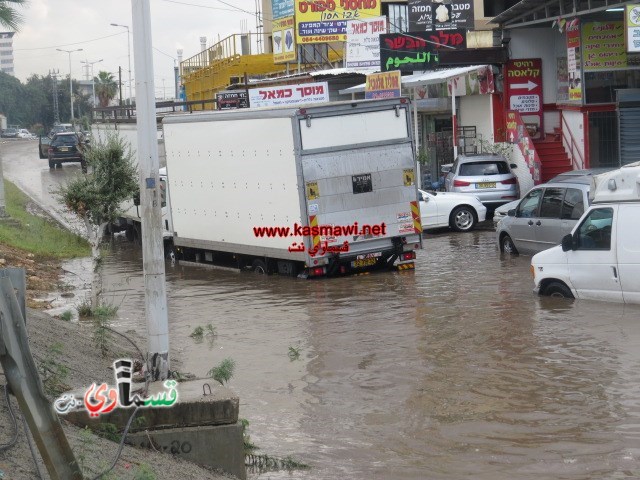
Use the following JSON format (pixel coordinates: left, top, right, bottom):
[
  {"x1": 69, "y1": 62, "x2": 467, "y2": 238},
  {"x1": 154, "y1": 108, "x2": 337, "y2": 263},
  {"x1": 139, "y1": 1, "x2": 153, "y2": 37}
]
[
  {"x1": 544, "y1": 281, "x2": 574, "y2": 299},
  {"x1": 450, "y1": 206, "x2": 476, "y2": 232},
  {"x1": 501, "y1": 234, "x2": 518, "y2": 255},
  {"x1": 251, "y1": 259, "x2": 269, "y2": 275}
]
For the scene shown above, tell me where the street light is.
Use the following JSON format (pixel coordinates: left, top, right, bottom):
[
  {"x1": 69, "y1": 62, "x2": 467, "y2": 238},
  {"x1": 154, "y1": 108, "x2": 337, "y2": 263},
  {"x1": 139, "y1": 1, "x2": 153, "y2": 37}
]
[
  {"x1": 81, "y1": 59, "x2": 103, "y2": 113},
  {"x1": 57, "y1": 48, "x2": 83, "y2": 121},
  {"x1": 110, "y1": 23, "x2": 132, "y2": 105}
]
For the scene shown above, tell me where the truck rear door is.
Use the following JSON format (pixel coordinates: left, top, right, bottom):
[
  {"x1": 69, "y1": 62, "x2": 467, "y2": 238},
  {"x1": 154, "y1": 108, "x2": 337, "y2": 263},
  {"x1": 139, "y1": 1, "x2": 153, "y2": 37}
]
[{"x1": 296, "y1": 100, "x2": 421, "y2": 266}]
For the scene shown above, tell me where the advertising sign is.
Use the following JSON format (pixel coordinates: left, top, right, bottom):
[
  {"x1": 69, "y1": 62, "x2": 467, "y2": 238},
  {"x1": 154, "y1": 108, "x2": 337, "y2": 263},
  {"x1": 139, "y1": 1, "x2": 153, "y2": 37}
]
[
  {"x1": 505, "y1": 59, "x2": 543, "y2": 140},
  {"x1": 216, "y1": 91, "x2": 249, "y2": 110},
  {"x1": 566, "y1": 18, "x2": 582, "y2": 102},
  {"x1": 365, "y1": 71, "x2": 401, "y2": 99},
  {"x1": 294, "y1": 0, "x2": 381, "y2": 44},
  {"x1": 248, "y1": 82, "x2": 330, "y2": 108},
  {"x1": 272, "y1": 0, "x2": 294, "y2": 20},
  {"x1": 379, "y1": 30, "x2": 466, "y2": 72},
  {"x1": 272, "y1": 16, "x2": 297, "y2": 63},
  {"x1": 626, "y1": 5, "x2": 640, "y2": 53},
  {"x1": 345, "y1": 16, "x2": 387, "y2": 69},
  {"x1": 408, "y1": 0, "x2": 474, "y2": 31},
  {"x1": 582, "y1": 21, "x2": 627, "y2": 71}
]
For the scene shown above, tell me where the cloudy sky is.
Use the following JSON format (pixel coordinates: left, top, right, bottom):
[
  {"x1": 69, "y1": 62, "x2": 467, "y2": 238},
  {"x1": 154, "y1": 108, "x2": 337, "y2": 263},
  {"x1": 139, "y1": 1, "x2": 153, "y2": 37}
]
[{"x1": 11, "y1": 0, "x2": 263, "y2": 98}]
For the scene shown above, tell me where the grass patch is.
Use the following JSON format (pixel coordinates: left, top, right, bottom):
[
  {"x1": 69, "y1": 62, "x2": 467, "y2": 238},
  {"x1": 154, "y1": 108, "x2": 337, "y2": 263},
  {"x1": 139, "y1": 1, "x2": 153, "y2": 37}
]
[
  {"x1": 0, "y1": 180, "x2": 89, "y2": 258},
  {"x1": 208, "y1": 358, "x2": 236, "y2": 385}
]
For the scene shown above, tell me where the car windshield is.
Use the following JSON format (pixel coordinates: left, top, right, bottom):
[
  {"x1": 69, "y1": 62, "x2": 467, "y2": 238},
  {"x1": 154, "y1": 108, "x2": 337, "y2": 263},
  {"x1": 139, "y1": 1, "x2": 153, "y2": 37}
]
[
  {"x1": 52, "y1": 135, "x2": 78, "y2": 146},
  {"x1": 459, "y1": 161, "x2": 509, "y2": 176}
]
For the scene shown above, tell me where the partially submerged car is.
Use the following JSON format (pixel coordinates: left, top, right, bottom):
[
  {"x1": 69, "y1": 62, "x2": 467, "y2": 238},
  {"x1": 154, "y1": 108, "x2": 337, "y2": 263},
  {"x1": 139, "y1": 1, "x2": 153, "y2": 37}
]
[{"x1": 419, "y1": 189, "x2": 487, "y2": 232}]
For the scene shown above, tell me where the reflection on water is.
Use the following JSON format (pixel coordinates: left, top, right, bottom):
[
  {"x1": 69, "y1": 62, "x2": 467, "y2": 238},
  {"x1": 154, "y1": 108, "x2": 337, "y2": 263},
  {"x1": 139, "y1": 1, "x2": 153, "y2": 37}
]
[{"x1": 87, "y1": 231, "x2": 640, "y2": 479}]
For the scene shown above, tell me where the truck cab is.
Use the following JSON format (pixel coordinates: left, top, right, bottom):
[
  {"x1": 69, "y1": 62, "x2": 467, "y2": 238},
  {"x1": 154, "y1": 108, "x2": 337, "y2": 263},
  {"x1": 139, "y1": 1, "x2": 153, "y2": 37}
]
[{"x1": 531, "y1": 163, "x2": 640, "y2": 304}]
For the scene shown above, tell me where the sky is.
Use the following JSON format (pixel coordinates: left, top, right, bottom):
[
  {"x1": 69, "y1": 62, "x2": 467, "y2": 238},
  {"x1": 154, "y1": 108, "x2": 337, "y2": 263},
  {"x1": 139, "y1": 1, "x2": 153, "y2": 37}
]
[{"x1": 10, "y1": 0, "x2": 264, "y2": 99}]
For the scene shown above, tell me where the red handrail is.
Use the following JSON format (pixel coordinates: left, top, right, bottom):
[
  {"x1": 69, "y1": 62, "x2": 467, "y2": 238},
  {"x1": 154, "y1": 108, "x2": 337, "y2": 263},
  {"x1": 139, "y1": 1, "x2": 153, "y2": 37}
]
[{"x1": 561, "y1": 113, "x2": 584, "y2": 170}]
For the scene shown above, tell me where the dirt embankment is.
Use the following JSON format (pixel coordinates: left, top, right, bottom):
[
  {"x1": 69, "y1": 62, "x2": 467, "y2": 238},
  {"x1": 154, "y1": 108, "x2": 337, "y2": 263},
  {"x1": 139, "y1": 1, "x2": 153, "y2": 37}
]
[{"x1": 0, "y1": 244, "x2": 233, "y2": 479}]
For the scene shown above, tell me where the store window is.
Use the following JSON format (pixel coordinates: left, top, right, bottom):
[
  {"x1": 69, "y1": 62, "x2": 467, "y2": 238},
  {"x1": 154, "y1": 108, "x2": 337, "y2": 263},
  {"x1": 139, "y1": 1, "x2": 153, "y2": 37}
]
[
  {"x1": 584, "y1": 70, "x2": 640, "y2": 104},
  {"x1": 384, "y1": 3, "x2": 408, "y2": 33}
]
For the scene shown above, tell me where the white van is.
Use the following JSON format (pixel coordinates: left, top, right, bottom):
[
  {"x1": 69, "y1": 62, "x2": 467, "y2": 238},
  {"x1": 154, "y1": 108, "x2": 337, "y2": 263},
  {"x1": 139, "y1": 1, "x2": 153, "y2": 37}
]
[{"x1": 531, "y1": 163, "x2": 640, "y2": 304}]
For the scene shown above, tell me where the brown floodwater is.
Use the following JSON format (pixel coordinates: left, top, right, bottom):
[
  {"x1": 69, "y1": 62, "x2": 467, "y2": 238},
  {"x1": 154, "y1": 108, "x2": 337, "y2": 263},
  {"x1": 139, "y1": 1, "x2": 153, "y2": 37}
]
[{"x1": 73, "y1": 229, "x2": 640, "y2": 480}]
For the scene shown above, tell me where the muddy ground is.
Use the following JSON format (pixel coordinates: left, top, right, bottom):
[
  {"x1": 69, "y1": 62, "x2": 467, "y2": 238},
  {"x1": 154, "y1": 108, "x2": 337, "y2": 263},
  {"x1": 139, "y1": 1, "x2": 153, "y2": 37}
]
[{"x1": 0, "y1": 244, "x2": 233, "y2": 479}]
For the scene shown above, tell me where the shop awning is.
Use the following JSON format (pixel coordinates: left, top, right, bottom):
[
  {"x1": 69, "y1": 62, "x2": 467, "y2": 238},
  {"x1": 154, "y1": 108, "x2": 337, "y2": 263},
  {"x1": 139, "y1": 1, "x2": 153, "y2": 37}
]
[{"x1": 339, "y1": 65, "x2": 490, "y2": 95}]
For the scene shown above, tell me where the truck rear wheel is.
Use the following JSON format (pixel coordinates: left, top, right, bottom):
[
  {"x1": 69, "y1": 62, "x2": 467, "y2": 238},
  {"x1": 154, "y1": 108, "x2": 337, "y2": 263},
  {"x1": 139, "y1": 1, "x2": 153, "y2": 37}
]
[{"x1": 251, "y1": 259, "x2": 269, "y2": 275}]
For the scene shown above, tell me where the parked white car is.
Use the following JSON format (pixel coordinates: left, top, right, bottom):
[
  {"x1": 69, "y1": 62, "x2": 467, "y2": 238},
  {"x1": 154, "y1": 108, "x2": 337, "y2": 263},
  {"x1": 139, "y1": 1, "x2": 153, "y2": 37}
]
[
  {"x1": 17, "y1": 129, "x2": 36, "y2": 139},
  {"x1": 419, "y1": 189, "x2": 487, "y2": 232}
]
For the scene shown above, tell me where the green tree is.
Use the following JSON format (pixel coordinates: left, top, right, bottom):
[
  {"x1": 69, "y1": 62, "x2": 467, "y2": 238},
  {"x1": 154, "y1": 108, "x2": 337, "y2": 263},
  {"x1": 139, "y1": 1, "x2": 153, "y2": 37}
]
[
  {"x1": 57, "y1": 134, "x2": 138, "y2": 308},
  {"x1": 0, "y1": 0, "x2": 27, "y2": 217},
  {"x1": 0, "y1": 0, "x2": 26, "y2": 30},
  {"x1": 94, "y1": 71, "x2": 118, "y2": 108}
]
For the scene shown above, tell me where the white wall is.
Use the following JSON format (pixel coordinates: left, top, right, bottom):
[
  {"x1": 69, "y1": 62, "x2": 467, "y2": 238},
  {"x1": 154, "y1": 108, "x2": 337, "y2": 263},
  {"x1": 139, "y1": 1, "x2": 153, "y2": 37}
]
[
  {"x1": 459, "y1": 95, "x2": 493, "y2": 144},
  {"x1": 560, "y1": 109, "x2": 585, "y2": 170},
  {"x1": 509, "y1": 28, "x2": 565, "y2": 105},
  {"x1": 510, "y1": 144, "x2": 535, "y2": 195}
]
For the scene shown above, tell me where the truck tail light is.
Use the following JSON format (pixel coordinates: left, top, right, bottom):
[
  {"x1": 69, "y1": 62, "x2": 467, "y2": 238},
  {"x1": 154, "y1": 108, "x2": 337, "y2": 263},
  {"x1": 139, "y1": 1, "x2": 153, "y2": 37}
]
[
  {"x1": 401, "y1": 252, "x2": 416, "y2": 261},
  {"x1": 309, "y1": 267, "x2": 325, "y2": 277},
  {"x1": 501, "y1": 177, "x2": 518, "y2": 185},
  {"x1": 453, "y1": 180, "x2": 471, "y2": 187}
]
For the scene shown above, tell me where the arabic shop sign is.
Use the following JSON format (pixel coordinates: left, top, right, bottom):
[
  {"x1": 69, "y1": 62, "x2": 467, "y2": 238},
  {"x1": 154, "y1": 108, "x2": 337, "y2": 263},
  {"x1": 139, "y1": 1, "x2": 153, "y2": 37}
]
[
  {"x1": 272, "y1": 16, "x2": 297, "y2": 63},
  {"x1": 272, "y1": 0, "x2": 294, "y2": 19},
  {"x1": 294, "y1": 0, "x2": 381, "y2": 44},
  {"x1": 345, "y1": 15, "x2": 387, "y2": 69},
  {"x1": 53, "y1": 359, "x2": 179, "y2": 417},
  {"x1": 379, "y1": 30, "x2": 466, "y2": 72},
  {"x1": 248, "y1": 82, "x2": 330, "y2": 108},
  {"x1": 408, "y1": 0, "x2": 474, "y2": 31},
  {"x1": 365, "y1": 71, "x2": 401, "y2": 99},
  {"x1": 215, "y1": 91, "x2": 249, "y2": 110},
  {"x1": 582, "y1": 21, "x2": 627, "y2": 71}
]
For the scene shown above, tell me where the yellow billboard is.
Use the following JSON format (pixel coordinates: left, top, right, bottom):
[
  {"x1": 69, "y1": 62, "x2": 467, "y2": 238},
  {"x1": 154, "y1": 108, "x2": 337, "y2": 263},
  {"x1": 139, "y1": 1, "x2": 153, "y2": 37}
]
[
  {"x1": 295, "y1": 0, "x2": 382, "y2": 44},
  {"x1": 272, "y1": 16, "x2": 297, "y2": 63}
]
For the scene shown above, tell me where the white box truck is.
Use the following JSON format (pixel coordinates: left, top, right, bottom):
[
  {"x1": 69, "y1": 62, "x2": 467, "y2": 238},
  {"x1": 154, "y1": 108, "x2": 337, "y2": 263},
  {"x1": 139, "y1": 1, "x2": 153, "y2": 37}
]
[
  {"x1": 532, "y1": 162, "x2": 640, "y2": 303},
  {"x1": 162, "y1": 98, "x2": 423, "y2": 277}
]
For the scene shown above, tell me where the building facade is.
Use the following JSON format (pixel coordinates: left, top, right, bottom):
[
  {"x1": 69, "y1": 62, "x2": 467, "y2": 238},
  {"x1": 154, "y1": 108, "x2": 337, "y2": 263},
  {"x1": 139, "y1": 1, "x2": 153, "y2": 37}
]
[{"x1": 0, "y1": 32, "x2": 15, "y2": 76}]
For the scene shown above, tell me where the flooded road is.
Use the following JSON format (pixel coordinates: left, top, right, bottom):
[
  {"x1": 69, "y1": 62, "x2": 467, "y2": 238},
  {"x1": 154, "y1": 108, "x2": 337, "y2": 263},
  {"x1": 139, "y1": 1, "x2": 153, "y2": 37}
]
[
  {"x1": 3, "y1": 141, "x2": 640, "y2": 478},
  {"x1": 96, "y1": 230, "x2": 640, "y2": 480}
]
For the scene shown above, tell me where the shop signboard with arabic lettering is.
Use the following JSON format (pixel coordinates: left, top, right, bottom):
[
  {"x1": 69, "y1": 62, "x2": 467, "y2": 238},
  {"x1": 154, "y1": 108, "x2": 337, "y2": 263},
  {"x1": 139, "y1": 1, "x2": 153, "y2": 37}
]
[
  {"x1": 346, "y1": 15, "x2": 387, "y2": 69},
  {"x1": 248, "y1": 82, "x2": 330, "y2": 108},
  {"x1": 272, "y1": 0, "x2": 294, "y2": 19},
  {"x1": 379, "y1": 30, "x2": 466, "y2": 72},
  {"x1": 408, "y1": 0, "x2": 474, "y2": 31},
  {"x1": 295, "y1": 0, "x2": 381, "y2": 44}
]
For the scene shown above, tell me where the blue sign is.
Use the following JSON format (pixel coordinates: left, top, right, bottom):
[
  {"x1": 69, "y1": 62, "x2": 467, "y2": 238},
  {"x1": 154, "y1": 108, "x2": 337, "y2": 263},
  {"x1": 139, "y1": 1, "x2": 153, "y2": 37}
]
[{"x1": 272, "y1": 0, "x2": 294, "y2": 20}]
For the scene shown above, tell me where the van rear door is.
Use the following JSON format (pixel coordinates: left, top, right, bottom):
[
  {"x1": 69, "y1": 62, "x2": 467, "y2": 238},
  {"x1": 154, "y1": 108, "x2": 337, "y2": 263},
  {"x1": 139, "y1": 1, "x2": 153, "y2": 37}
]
[{"x1": 616, "y1": 204, "x2": 640, "y2": 304}]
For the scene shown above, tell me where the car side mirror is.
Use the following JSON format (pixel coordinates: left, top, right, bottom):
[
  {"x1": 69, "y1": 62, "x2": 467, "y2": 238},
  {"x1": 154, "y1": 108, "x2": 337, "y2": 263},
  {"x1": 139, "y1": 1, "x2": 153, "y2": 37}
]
[
  {"x1": 507, "y1": 209, "x2": 516, "y2": 217},
  {"x1": 561, "y1": 234, "x2": 574, "y2": 252},
  {"x1": 510, "y1": 164, "x2": 518, "y2": 169}
]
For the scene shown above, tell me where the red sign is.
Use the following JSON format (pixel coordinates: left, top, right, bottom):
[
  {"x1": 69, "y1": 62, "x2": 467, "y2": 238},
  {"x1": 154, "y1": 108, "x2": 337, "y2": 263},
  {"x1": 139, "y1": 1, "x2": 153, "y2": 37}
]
[{"x1": 505, "y1": 58, "x2": 543, "y2": 140}]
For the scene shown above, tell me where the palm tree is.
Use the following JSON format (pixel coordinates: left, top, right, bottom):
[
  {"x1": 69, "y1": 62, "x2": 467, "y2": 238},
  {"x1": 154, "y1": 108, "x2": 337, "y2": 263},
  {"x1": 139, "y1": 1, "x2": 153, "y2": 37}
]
[
  {"x1": 94, "y1": 71, "x2": 118, "y2": 107},
  {"x1": 0, "y1": 0, "x2": 25, "y2": 30},
  {"x1": 0, "y1": 0, "x2": 26, "y2": 218}
]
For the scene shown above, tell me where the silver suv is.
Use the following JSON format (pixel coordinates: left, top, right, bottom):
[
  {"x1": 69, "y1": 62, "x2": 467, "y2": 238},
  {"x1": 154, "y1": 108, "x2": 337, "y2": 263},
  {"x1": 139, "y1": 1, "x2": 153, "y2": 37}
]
[
  {"x1": 444, "y1": 154, "x2": 519, "y2": 208},
  {"x1": 496, "y1": 176, "x2": 592, "y2": 255}
]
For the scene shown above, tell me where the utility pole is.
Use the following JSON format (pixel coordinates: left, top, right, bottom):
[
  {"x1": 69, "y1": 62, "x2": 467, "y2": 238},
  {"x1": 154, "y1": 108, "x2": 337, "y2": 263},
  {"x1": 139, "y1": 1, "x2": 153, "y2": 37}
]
[
  {"x1": 119, "y1": 66, "x2": 123, "y2": 106},
  {"x1": 50, "y1": 69, "x2": 61, "y2": 125},
  {"x1": 81, "y1": 59, "x2": 103, "y2": 112},
  {"x1": 131, "y1": 0, "x2": 170, "y2": 381},
  {"x1": 111, "y1": 23, "x2": 133, "y2": 105},
  {"x1": 56, "y1": 48, "x2": 83, "y2": 122}
]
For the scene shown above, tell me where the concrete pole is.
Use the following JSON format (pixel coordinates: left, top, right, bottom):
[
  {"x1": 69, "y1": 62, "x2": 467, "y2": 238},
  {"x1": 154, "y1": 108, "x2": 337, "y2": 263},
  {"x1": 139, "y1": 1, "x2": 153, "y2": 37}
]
[
  {"x1": 131, "y1": 0, "x2": 170, "y2": 381},
  {"x1": 57, "y1": 48, "x2": 83, "y2": 122}
]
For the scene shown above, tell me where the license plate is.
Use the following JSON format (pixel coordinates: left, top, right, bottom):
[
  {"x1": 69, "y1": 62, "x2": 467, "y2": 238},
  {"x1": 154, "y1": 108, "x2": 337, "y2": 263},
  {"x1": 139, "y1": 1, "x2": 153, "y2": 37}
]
[
  {"x1": 59, "y1": 147, "x2": 69, "y2": 152},
  {"x1": 477, "y1": 182, "x2": 496, "y2": 189},
  {"x1": 356, "y1": 251, "x2": 382, "y2": 260},
  {"x1": 351, "y1": 258, "x2": 377, "y2": 268}
]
